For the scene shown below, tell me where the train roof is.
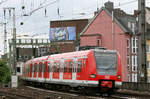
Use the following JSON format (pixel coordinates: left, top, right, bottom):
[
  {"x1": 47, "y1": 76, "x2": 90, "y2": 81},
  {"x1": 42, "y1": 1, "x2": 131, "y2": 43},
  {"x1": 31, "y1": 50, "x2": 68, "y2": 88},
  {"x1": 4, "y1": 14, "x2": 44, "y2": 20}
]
[
  {"x1": 25, "y1": 56, "x2": 48, "y2": 64},
  {"x1": 25, "y1": 49, "x2": 117, "y2": 63},
  {"x1": 49, "y1": 50, "x2": 91, "y2": 59}
]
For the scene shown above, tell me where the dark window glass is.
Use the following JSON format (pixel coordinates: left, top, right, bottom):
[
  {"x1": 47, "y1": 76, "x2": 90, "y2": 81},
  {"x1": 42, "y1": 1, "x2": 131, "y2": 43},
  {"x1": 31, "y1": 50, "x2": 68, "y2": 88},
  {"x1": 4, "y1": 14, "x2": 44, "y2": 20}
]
[
  {"x1": 47, "y1": 63, "x2": 50, "y2": 72},
  {"x1": 17, "y1": 67, "x2": 20, "y2": 73},
  {"x1": 64, "y1": 62, "x2": 68, "y2": 72},
  {"x1": 30, "y1": 64, "x2": 32, "y2": 73},
  {"x1": 44, "y1": 62, "x2": 46, "y2": 72},
  {"x1": 39, "y1": 63, "x2": 42, "y2": 72},
  {"x1": 60, "y1": 62, "x2": 63, "y2": 72},
  {"x1": 34, "y1": 63, "x2": 37, "y2": 73},
  {"x1": 77, "y1": 61, "x2": 82, "y2": 73},
  {"x1": 57, "y1": 63, "x2": 60, "y2": 72},
  {"x1": 37, "y1": 63, "x2": 39, "y2": 72},
  {"x1": 94, "y1": 51, "x2": 117, "y2": 75},
  {"x1": 53, "y1": 62, "x2": 57, "y2": 72},
  {"x1": 73, "y1": 61, "x2": 77, "y2": 73},
  {"x1": 83, "y1": 59, "x2": 86, "y2": 67},
  {"x1": 50, "y1": 63, "x2": 53, "y2": 72},
  {"x1": 69, "y1": 61, "x2": 73, "y2": 73},
  {"x1": 32, "y1": 64, "x2": 34, "y2": 72}
]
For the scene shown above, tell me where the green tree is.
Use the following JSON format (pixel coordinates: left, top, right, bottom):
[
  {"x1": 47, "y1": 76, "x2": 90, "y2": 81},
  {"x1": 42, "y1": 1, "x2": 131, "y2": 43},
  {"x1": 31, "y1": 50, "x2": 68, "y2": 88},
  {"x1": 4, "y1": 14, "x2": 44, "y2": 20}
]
[{"x1": 0, "y1": 59, "x2": 11, "y2": 84}]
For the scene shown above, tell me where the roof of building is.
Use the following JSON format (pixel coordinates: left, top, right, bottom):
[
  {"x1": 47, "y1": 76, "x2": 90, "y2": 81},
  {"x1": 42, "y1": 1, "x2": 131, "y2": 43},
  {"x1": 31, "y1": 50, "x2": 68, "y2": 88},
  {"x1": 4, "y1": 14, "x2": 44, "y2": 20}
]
[
  {"x1": 80, "y1": 3, "x2": 136, "y2": 35},
  {"x1": 50, "y1": 18, "x2": 89, "y2": 22}
]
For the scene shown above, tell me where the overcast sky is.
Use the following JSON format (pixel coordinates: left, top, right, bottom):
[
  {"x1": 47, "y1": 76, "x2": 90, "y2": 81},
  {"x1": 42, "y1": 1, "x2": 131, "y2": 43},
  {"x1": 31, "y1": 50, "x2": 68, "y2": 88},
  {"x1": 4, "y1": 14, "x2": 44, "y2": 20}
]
[{"x1": 0, "y1": 0, "x2": 150, "y2": 55}]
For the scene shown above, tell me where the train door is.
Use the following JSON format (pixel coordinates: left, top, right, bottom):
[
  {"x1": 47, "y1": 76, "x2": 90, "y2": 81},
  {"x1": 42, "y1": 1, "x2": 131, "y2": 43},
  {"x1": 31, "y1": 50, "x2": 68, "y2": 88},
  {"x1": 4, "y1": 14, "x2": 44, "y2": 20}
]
[
  {"x1": 23, "y1": 63, "x2": 27, "y2": 77},
  {"x1": 38, "y1": 61, "x2": 42, "y2": 78},
  {"x1": 46, "y1": 61, "x2": 50, "y2": 78},
  {"x1": 31, "y1": 62, "x2": 34, "y2": 78},
  {"x1": 42, "y1": 61, "x2": 45, "y2": 79},
  {"x1": 36, "y1": 62, "x2": 39, "y2": 79},
  {"x1": 33, "y1": 63, "x2": 37, "y2": 78},
  {"x1": 72, "y1": 58, "x2": 77, "y2": 81},
  {"x1": 76, "y1": 58, "x2": 83, "y2": 80},
  {"x1": 63, "y1": 59, "x2": 73, "y2": 80},
  {"x1": 53, "y1": 61, "x2": 60, "y2": 79},
  {"x1": 50, "y1": 60, "x2": 53, "y2": 80},
  {"x1": 30, "y1": 63, "x2": 32, "y2": 78},
  {"x1": 59, "y1": 59, "x2": 64, "y2": 81},
  {"x1": 43, "y1": 61, "x2": 47, "y2": 79},
  {"x1": 63, "y1": 60, "x2": 69, "y2": 79}
]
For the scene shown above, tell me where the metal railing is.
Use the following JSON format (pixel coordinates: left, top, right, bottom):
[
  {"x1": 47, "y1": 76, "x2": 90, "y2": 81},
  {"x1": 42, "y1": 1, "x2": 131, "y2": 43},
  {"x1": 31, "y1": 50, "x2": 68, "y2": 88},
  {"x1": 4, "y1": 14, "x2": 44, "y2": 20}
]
[{"x1": 122, "y1": 82, "x2": 150, "y2": 91}]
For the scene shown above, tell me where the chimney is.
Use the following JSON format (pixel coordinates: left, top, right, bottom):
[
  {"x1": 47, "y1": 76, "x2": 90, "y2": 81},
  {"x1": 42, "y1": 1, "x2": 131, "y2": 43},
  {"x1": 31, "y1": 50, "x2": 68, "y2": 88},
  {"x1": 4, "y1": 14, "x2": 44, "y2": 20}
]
[{"x1": 104, "y1": 1, "x2": 114, "y2": 10}]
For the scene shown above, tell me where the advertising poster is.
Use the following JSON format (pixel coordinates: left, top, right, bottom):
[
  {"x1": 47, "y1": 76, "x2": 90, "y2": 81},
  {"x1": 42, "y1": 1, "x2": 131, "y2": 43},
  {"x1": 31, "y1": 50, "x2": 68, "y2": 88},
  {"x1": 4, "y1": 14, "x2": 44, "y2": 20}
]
[{"x1": 49, "y1": 26, "x2": 76, "y2": 41}]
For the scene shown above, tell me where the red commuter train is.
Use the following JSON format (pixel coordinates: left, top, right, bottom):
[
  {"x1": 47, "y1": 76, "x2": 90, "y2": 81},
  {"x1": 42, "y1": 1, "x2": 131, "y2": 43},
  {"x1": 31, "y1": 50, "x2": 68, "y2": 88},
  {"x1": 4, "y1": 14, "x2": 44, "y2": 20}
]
[{"x1": 22, "y1": 49, "x2": 122, "y2": 94}]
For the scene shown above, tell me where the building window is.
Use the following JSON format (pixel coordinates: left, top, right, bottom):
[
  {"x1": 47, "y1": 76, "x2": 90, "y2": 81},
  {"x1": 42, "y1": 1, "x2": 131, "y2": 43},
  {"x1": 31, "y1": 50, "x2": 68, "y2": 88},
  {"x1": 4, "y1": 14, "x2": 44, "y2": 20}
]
[
  {"x1": 128, "y1": 22, "x2": 131, "y2": 28},
  {"x1": 97, "y1": 39, "x2": 101, "y2": 46},
  {"x1": 146, "y1": 45, "x2": 150, "y2": 53},
  {"x1": 127, "y1": 39, "x2": 130, "y2": 54},
  {"x1": 131, "y1": 37, "x2": 138, "y2": 54},
  {"x1": 147, "y1": 61, "x2": 150, "y2": 69},
  {"x1": 132, "y1": 74, "x2": 137, "y2": 82},
  {"x1": 128, "y1": 74, "x2": 131, "y2": 82},
  {"x1": 127, "y1": 55, "x2": 130, "y2": 71},
  {"x1": 148, "y1": 77, "x2": 150, "y2": 83},
  {"x1": 132, "y1": 22, "x2": 135, "y2": 33},
  {"x1": 132, "y1": 55, "x2": 137, "y2": 72}
]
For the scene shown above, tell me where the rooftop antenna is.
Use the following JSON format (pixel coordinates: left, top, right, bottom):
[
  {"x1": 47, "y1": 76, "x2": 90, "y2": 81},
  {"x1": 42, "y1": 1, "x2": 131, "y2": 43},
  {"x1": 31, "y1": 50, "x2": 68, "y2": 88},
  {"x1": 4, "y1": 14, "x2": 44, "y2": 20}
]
[
  {"x1": 57, "y1": 0, "x2": 60, "y2": 17},
  {"x1": 97, "y1": 0, "x2": 99, "y2": 11}
]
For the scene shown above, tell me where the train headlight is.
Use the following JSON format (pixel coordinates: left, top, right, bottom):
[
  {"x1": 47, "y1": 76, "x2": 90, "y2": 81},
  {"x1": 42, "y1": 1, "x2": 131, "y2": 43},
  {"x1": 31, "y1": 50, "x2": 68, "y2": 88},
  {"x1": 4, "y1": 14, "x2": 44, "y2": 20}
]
[
  {"x1": 90, "y1": 74, "x2": 96, "y2": 78},
  {"x1": 117, "y1": 75, "x2": 121, "y2": 79}
]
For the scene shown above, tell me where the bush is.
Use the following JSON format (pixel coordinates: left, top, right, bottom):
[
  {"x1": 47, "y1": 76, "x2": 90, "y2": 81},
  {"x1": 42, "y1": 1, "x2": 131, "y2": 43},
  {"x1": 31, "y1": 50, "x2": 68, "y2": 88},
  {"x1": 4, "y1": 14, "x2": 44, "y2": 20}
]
[{"x1": 0, "y1": 59, "x2": 11, "y2": 84}]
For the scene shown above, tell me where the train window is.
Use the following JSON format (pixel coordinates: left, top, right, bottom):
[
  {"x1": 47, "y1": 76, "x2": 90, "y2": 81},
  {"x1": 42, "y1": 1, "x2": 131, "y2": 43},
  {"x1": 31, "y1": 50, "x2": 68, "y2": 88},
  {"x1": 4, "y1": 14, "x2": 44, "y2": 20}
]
[
  {"x1": 34, "y1": 63, "x2": 37, "y2": 73},
  {"x1": 53, "y1": 62, "x2": 57, "y2": 72},
  {"x1": 37, "y1": 63, "x2": 39, "y2": 72},
  {"x1": 44, "y1": 62, "x2": 46, "y2": 72},
  {"x1": 73, "y1": 61, "x2": 77, "y2": 73},
  {"x1": 60, "y1": 62, "x2": 63, "y2": 72},
  {"x1": 83, "y1": 59, "x2": 86, "y2": 67},
  {"x1": 64, "y1": 62, "x2": 68, "y2": 73},
  {"x1": 47, "y1": 63, "x2": 50, "y2": 72},
  {"x1": 50, "y1": 62, "x2": 53, "y2": 72},
  {"x1": 39, "y1": 63, "x2": 42, "y2": 72},
  {"x1": 77, "y1": 61, "x2": 82, "y2": 73},
  {"x1": 57, "y1": 63, "x2": 60, "y2": 72},
  {"x1": 42, "y1": 62, "x2": 44, "y2": 72},
  {"x1": 69, "y1": 61, "x2": 73, "y2": 73},
  {"x1": 30, "y1": 64, "x2": 32, "y2": 73},
  {"x1": 27, "y1": 64, "x2": 29, "y2": 74},
  {"x1": 32, "y1": 64, "x2": 34, "y2": 72}
]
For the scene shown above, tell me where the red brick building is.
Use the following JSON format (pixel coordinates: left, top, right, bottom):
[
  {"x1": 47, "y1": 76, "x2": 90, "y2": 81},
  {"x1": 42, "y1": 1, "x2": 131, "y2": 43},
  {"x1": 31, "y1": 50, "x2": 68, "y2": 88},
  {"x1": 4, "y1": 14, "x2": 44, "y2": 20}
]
[
  {"x1": 50, "y1": 19, "x2": 88, "y2": 54},
  {"x1": 80, "y1": 2, "x2": 137, "y2": 82}
]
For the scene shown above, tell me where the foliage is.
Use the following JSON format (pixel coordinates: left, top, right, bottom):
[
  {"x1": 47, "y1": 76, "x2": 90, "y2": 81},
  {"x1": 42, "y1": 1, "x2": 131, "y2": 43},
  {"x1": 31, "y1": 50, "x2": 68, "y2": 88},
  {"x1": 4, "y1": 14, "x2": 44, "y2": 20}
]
[{"x1": 0, "y1": 59, "x2": 11, "y2": 84}]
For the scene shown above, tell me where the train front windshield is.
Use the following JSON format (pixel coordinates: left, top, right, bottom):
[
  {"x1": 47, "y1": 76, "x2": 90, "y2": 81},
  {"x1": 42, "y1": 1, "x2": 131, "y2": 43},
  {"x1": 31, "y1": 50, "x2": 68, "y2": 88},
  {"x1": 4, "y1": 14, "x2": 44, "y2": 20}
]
[{"x1": 94, "y1": 51, "x2": 117, "y2": 75}]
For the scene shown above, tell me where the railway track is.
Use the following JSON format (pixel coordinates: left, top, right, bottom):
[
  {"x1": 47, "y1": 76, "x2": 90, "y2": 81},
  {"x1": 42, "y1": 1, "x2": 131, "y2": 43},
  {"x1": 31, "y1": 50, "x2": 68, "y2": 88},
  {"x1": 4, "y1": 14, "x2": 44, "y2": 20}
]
[
  {"x1": 1, "y1": 86, "x2": 150, "y2": 99},
  {"x1": 26, "y1": 86, "x2": 133, "y2": 99},
  {"x1": 0, "y1": 91, "x2": 34, "y2": 99}
]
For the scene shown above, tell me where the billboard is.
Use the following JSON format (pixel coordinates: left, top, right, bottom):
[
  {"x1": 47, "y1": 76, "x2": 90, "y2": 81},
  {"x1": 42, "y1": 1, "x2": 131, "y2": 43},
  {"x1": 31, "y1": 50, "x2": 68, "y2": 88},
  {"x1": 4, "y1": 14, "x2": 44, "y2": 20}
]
[{"x1": 49, "y1": 27, "x2": 76, "y2": 41}]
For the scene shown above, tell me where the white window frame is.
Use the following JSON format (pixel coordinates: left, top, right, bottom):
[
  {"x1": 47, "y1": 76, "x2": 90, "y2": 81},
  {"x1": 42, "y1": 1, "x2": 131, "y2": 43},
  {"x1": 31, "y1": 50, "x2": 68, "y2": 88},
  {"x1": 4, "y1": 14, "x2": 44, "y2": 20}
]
[
  {"x1": 132, "y1": 55, "x2": 137, "y2": 72},
  {"x1": 127, "y1": 39, "x2": 130, "y2": 54},
  {"x1": 131, "y1": 37, "x2": 138, "y2": 54},
  {"x1": 148, "y1": 61, "x2": 150, "y2": 69},
  {"x1": 146, "y1": 45, "x2": 150, "y2": 53},
  {"x1": 128, "y1": 22, "x2": 131, "y2": 28}
]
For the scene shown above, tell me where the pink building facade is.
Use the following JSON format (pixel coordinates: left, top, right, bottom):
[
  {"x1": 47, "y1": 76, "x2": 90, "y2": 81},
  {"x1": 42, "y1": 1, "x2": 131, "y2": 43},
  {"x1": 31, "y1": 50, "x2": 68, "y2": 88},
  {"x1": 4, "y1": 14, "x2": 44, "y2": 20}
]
[{"x1": 80, "y1": 2, "x2": 137, "y2": 82}]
